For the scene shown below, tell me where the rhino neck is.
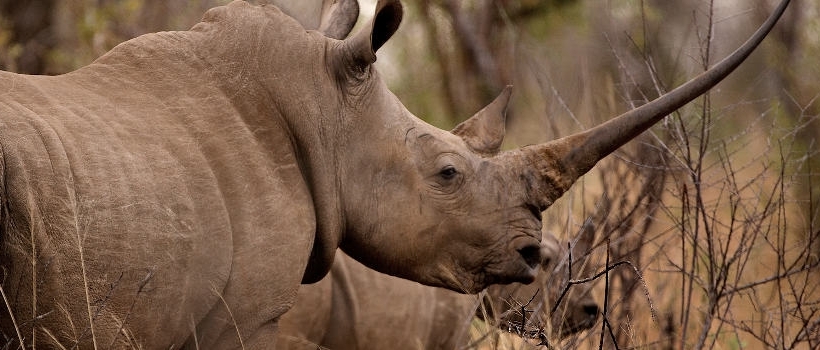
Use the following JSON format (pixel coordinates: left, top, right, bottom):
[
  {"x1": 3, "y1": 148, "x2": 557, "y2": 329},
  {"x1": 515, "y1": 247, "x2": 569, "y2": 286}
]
[{"x1": 188, "y1": 2, "x2": 353, "y2": 282}]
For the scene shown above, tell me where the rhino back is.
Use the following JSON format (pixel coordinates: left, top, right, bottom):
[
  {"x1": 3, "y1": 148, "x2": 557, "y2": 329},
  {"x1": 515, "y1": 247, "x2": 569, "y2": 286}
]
[{"x1": 0, "y1": 26, "x2": 314, "y2": 347}]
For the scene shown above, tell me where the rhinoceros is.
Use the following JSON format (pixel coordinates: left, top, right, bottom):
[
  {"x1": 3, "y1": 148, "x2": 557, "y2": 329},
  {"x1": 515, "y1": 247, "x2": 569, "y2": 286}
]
[
  {"x1": 276, "y1": 225, "x2": 598, "y2": 350},
  {"x1": 0, "y1": 0, "x2": 789, "y2": 348}
]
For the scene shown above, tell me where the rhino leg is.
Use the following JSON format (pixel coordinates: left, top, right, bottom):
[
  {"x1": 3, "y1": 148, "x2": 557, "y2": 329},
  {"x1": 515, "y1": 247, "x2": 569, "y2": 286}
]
[{"x1": 277, "y1": 276, "x2": 334, "y2": 348}]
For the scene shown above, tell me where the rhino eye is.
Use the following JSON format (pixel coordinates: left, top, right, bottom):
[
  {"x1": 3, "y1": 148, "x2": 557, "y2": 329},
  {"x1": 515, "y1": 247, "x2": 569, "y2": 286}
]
[{"x1": 439, "y1": 166, "x2": 458, "y2": 180}]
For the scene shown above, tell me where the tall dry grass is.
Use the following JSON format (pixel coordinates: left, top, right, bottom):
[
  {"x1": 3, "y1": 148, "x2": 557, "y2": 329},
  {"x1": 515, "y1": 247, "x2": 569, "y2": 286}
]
[{"x1": 458, "y1": 1, "x2": 820, "y2": 349}]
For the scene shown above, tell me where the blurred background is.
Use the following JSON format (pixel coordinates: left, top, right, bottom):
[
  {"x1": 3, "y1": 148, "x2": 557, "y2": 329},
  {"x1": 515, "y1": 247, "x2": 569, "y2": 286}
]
[{"x1": 2, "y1": 0, "x2": 817, "y2": 348}]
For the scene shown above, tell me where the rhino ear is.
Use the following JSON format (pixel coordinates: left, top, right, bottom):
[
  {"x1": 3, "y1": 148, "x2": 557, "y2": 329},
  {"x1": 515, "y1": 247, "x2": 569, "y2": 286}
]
[
  {"x1": 347, "y1": 0, "x2": 402, "y2": 65},
  {"x1": 452, "y1": 86, "x2": 512, "y2": 155},
  {"x1": 319, "y1": 0, "x2": 360, "y2": 40}
]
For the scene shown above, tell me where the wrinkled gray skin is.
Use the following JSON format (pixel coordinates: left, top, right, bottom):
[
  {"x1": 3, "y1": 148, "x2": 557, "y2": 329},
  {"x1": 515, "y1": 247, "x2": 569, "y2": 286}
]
[
  {"x1": 0, "y1": 0, "x2": 789, "y2": 348},
  {"x1": 277, "y1": 230, "x2": 598, "y2": 350}
]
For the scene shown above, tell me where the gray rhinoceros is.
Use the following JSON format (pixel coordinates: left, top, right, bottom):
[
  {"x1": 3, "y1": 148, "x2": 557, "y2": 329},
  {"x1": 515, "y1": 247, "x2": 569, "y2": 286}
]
[
  {"x1": 276, "y1": 226, "x2": 598, "y2": 350},
  {"x1": 0, "y1": 0, "x2": 789, "y2": 348}
]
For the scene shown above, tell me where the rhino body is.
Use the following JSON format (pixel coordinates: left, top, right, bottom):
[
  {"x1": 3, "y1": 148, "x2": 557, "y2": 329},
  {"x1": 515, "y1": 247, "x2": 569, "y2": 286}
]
[
  {"x1": 0, "y1": 4, "x2": 317, "y2": 348},
  {"x1": 0, "y1": 1, "x2": 546, "y2": 347},
  {"x1": 0, "y1": 0, "x2": 789, "y2": 348}
]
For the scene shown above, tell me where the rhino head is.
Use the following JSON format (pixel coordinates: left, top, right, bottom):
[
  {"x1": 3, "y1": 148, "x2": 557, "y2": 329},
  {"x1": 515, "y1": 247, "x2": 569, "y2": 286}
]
[
  {"x1": 214, "y1": 0, "x2": 789, "y2": 294},
  {"x1": 336, "y1": 84, "x2": 547, "y2": 291},
  {"x1": 278, "y1": 0, "x2": 547, "y2": 292},
  {"x1": 303, "y1": 0, "x2": 788, "y2": 294}
]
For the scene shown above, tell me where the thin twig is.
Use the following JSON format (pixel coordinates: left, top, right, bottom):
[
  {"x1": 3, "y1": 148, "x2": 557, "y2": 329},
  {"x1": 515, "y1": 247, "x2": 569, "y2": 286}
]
[{"x1": 0, "y1": 283, "x2": 25, "y2": 349}]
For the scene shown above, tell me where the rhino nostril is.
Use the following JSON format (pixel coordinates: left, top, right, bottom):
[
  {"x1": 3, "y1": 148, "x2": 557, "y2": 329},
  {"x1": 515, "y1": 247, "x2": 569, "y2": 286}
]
[
  {"x1": 583, "y1": 303, "x2": 600, "y2": 317},
  {"x1": 518, "y1": 244, "x2": 542, "y2": 269}
]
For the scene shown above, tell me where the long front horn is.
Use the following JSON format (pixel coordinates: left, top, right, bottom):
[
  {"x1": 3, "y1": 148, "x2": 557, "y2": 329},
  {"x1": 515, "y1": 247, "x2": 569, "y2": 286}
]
[{"x1": 522, "y1": 0, "x2": 790, "y2": 209}]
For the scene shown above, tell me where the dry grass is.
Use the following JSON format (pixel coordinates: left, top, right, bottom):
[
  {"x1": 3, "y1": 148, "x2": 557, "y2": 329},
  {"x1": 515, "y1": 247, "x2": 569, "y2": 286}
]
[{"x1": 458, "y1": 1, "x2": 820, "y2": 348}]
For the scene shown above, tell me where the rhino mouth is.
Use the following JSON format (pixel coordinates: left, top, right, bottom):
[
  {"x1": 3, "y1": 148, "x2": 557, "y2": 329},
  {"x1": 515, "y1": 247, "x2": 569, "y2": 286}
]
[
  {"x1": 559, "y1": 313, "x2": 599, "y2": 337},
  {"x1": 449, "y1": 257, "x2": 538, "y2": 294},
  {"x1": 552, "y1": 302, "x2": 600, "y2": 337},
  {"x1": 509, "y1": 262, "x2": 538, "y2": 285},
  {"x1": 486, "y1": 252, "x2": 539, "y2": 287},
  {"x1": 440, "y1": 235, "x2": 541, "y2": 293}
]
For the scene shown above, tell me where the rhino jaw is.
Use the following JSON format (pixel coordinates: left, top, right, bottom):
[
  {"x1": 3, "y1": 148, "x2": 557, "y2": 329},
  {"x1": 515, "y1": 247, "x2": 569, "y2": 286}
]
[
  {"x1": 428, "y1": 236, "x2": 541, "y2": 294},
  {"x1": 481, "y1": 238, "x2": 543, "y2": 289}
]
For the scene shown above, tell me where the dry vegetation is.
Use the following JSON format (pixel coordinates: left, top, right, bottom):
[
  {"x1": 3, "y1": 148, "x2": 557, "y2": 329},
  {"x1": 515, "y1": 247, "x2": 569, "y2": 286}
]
[{"x1": 1, "y1": 0, "x2": 819, "y2": 349}]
